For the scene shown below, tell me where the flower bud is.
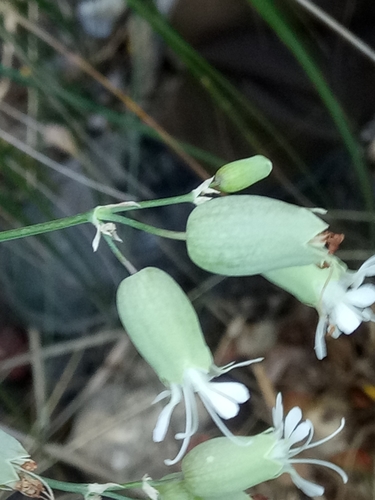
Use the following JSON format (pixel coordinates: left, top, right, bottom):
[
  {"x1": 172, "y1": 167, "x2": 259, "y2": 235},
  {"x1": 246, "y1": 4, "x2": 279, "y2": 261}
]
[
  {"x1": 211, "y1": 156, "x2": 272, "y2": 193},
  {"x1": 186, "y1": 195, "x2": 329, "y2": 276}
]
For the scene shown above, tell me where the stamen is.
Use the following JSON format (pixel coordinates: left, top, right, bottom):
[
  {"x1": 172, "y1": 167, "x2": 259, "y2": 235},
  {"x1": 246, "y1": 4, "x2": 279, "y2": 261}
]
[
  {"x1": 303, "y1": 418, "x2": 345, "y2": 450},
  {"x1": 217, "y1": 357, "x2": 263, "y2": 375},
  {"x1": 289, "y1": 458, "x2": 348, "y2": 483}
]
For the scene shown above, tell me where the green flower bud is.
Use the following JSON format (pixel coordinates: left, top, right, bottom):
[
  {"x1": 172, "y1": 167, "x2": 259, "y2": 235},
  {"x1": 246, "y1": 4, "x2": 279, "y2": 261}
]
[
  {"x1": 116, "y1": 267, "x2": 261, "y2": 465},
  {"x1": 211, "y1": 156, "x2": 272, "y2": 193},
  {"x1": 186, "y1": 195, "x2": 329, "y2": 276},
  {"x1": 182, "y1": 434, "x2": 279, "y2": 497}
]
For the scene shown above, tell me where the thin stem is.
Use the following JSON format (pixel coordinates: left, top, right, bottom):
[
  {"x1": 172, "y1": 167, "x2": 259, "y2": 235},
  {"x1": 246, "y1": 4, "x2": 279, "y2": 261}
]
[
  {"x1": 103, "y1": 493, "x2": 133, "y2": 500},
  {"x1": 102, "y1": 234, "x2": 138, "y2": 274},
  {"x1": 293, "y1": 0, "x2": 375, "y2": 65},
  {"x1": 43, "y1": 479, "x2": 133, "y2": 499},
  {"x1": 0, "y1": 191, "x2": 193, "y2": 244},
  {"x1": 0, "y1": 212, "x2": 89, "y2": 243},
  {"x1": 105, "y1": 214, "x2": 187, "y2": 241},
  {"x1": 43, "y1": 476, "x2": 184, "y2": 495},
  {"x1": 108, "y1": 192, "x2": 195, "y2": 212}
]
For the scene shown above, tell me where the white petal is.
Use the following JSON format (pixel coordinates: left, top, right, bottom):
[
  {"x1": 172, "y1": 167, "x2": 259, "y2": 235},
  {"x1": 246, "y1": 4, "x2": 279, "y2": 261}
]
[
  {"x1": 92, "y1": 226, "x2": 101, "y2": 251},
  {"x1": 152, "y1": 385, "x2": 181, "y2": 442},
  {"x1": 198, "y1": 390, "x2": 252, "y2": 446},
  {"x1": 332, "y1": 302, "x2": 361, "y2": 334},
  {"x1": 288, "y1": 467, "x2": 325, "y2": 497},
  {"x1": 358, "y1": 255, "x2": 375, "y2": 275},
  {"x1": 315, "y1": 316, "x2": 327, "y2": 360},
  {"x1": 203, "y1": 388, "x2": 240, "y2": 419},
  {"x1": 288, "y1": 421, "x2": 312, "y2": 447},
  {"x1": 152, "y1": 390, "x2": 170, "y2": 404},
  {"x1": 272, "y1": 393, "x2": 284, "y2": 434},
  {"x1": 362, "y1": 308, "x2": 375, "y2": 321},
  {"x1": 209, "y1": 381, "x2": 250, "y2": 404},
  {"x1": 284, "y1": 407, "x2": 302, "y2": 439},
  {"x1": 346, "y1": 285, "x2": 375, "y2": 308}
]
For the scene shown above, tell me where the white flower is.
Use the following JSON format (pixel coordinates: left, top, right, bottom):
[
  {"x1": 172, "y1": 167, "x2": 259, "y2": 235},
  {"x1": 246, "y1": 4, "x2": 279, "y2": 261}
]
[
  {"x1": 117, "y1": 267, "x2": 262, "y2": 465},
  {"x1": 316, "y1": 255, "x2": 375, "y2": 359},
  {"x1": 264, "y1": 255, "x2": 375, "y2": 359},
  {"x1": 153, "y1": 360, "x2": 260, "y2": 466},
  {"x1": 270, "y1": 393, "x2": 347, "y2": 497},
  {"x1": 182, "y1": 393, "x2": 347, "y2": 498}
]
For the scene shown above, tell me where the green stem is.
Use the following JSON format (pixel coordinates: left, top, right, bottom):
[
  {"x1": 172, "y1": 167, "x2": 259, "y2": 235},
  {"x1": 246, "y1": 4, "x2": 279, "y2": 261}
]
[
  {"x1": 0, "y1": 212, "x2": 90, "y2": 243},
  {"x1": 109, "y1": 192, "x2": 195, "y2": 213},
  {"x1": 43, "y1": 479, "x2": 133, "y2": 499},
  {"x1": 0, "y1": 191, "x2": 194, "y2": 244},
  {"x1": 105, "y1": 214, "x2": 187, "y2": 241},
  {"x1": 43, "y1": 476, "x2": 183, "y2": 496},
  {"x1": 102, "y1": 234, "x2": 138, "y2": 274}
]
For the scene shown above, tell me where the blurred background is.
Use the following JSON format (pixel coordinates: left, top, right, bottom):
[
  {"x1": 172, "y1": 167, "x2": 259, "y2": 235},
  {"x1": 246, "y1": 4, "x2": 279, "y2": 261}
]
[{"x1": 1, "y1": 0, "x2": 375, "y2": 498}]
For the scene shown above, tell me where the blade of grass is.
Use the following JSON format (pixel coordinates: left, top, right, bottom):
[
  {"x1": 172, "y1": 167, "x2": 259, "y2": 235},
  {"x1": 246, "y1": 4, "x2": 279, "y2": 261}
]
[
  {"x1": 123, "y1": 0, "x2": 322, "y2": 192},
  {"x1": 0, "y1": 64, "x2": 225, "y2": 169},
  {"x1": 246, "y1": 0, "x2": 374, "y2": 216},
  {"x1": 0, "y1": 2, "x2": 209, "y2": 180}
]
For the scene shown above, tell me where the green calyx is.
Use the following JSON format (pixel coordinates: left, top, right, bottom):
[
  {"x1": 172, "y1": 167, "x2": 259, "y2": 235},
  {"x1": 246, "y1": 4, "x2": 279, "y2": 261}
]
[
  {"x1": 211, "y1": 155, "x2": 272, "y2": 193},
  {"x1": 116, "y1": 267, "x2": 213, "y2": 384},
  {"x1": 263, "y1": 257, "x2": 347, "y2": 307},
  {"x1": 157, "y1": 479, "x2": 201, "y2": 500},
  {"x1": 157, "y1": 478, "x2": 253, "y2": 500},
  {"x1": 186, "y1": 195, "x2": 329, "y2": 276},
  {"x1": 182, "y1": 434, "x2": 281, "y2": 497}
]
